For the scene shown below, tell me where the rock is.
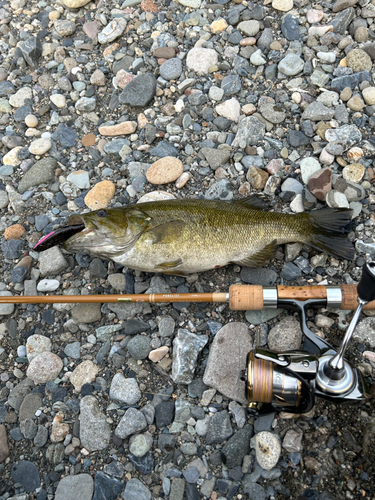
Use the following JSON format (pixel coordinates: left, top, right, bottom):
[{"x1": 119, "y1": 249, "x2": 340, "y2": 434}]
[
  {"x1": 80, "y1": 396, "x2": 111, "y2": 451},
  {"x1": 201, "y1": 148, "x2": 231, "y2": 170},
  {"x1": 203, "y1": 323, "x2": 252, "y2": 404},
  {"x1": 325, "y1": 124, "x2": 362, "y2": 151},
  {"x1": 38, "y1": 247, "x2": 68, "y2": 276},
  {"x1": 71, "y1": 303, "x2": 101, "y2": 323},
  {"x1": 272, "y1": 0, "x2": 293, "y2": 11},
  {"x1": 115, "y1": 408, "x2": 147, "y2": 439},
  {"x1": 211, "y1": 18, "x2": 228, "y2": 33},
  {"x1": 237, "y1": 20, "x2": 260, "y2": 37},
  {"x1": 233, "y1": 116, "x2": 265, "y2": 148},
  {"x1": 302, "y1": 102, "x2": 335, "y2": 121},
  {"x1": 172, "y1": 329, "x2": 208, "y2": 384},
  {"x1": 127, "y1": 335, "x2": 151, "y2": 360},
  {"x1": 247, "y1": 166, "x2": 269, "y2": 190},
  {"x1": 70, "y1": 361, "x2": 99, "y2": 392},
  {"x1": 18, "y1": 157, "x2": 57, "y2": 193},
  {"x1": 20, "y1": 37, "x2": 42, "y2": 66},
  {"x1": 4, "y1": 224, "x2": 26, "y2": 240},
  {"x1": 29, "y1": 138, "x2": 51, "y2": 155},
  {"x1": 84, "y1": 181, "x2": 116, "y2": 210},
  {"x1": 160, "y1": 58, "x2": 182, "y2": 80},
  {"x1": 331, "y1": 70, "x2": 372, "y2": 90},
  {"x1": 0, "y1": 425, "x2": 9, "y2": 462},
  {"x1": 216, "y1": 98, "x2": 241, "y2": 122},
  {"x1": 353, "y1": 317, "x2": 375, "y2": 347},
  {"x1": 278, "y1": 53, "x2": 304, "y2": 76},
  {"x1": 109, "y1": 374, "x2": 141, "y2": 405},
  {"x1": 26, "y1": 352, "x2": 63, "y2": 384},
  {"x1": 300, "y1": 157, "x2": 321, "y2": 184},
  {"x1": 54, "y1": 474, "x2": 94, "y2": 500},
  {"x1": 11, "y1": 460, "x2": 40, "y2": 493},
  {"x1": 98, "y1": 18, "x2": 127, "y2": 44},
  {"x1": 346, "y1": 49, "x2": 372, "y2": 72},
  {"x1": 260, "y1": 103, "x2": 286, "y2": 124},
  {"x1": 54, "y1": 19, "x2": 76, "y2": 37},
  {"x1": 26, "y1": 334, "x2": 52, "y2": 362},
  {"x1": 362, "y1": 87, "x2": 375, "y2": 105},
  {"x1": 255, "y1": 432, "x2": 281, "y2": 471},
  {"x1": 250, "y1": 49, "x2": 267, "y2": 66},
  {"x1": 283, "y1": 429, "x2": 303, "y2": 452},
  {"x1": 308, "y1": 167, "x2": 332, "y2": 201},
  {"x1": 92, "y1": 471, "x2": 123, "y2": 500},
  {"x1": 342, "y1": 163, "x2": 365, "y2": 183},
  {"x1": 119, "y1": 73, "x2": 157, "y2": 107},
  {"x1": 222, "y1": 425, "x2": 254, "y2": 468},
  {"x1": 186, "y1": 47, "x2": 218, "y2": 73},
  {"x1": 282, "y1": 15, "x2": 300, "y2": 41},
  {"x1": 149, "y1": 346, "x2": 169, "y2": 362},
  {"x1": 205, "y1": 411, "x2": 233, "y2": 444},
  {"x1": 122, "y1": 478, "x2": 151, "y2": 500},
  {"x1": 155, "y1": 401, "x2": 174, "y2": 428},
  {"x1": 268, "y1": 316, "x2": 302, "y2": 351},
  {"x1": 146, "y1": 157, "x2": 184, "y2": 184},
  {"x1": 67, "y1": 170, "x2": 90, "y2": 189},
  {"x1": 9, "y1": 87, "x2": 32, "y2": 108},
  {"x1": 129, "y1": 433, "x2": 153, "y2": 457},
  {"x1": 99, "y1": 122, "x2": 137, "y2": 136}
]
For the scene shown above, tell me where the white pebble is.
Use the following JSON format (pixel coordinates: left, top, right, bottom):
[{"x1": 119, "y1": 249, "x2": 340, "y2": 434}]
[
  {"x1": 17, "y1": 345, "x2": 27, "y2": 357},
  {"x1": 29, "y1": 138, "x2": 52, "y2": 155},
  {"x1": 50, "y1": 94, "x2": 67, "y2": 108},
  {"x1": 25, "y1": 114, "x2": 38, "y2": 128},
  {"x1": 37, "y1": 279, "x2": 60, "y2": 292},
  {"x1": 255, "y1": 431, "x2": 281, "y2": 470}
]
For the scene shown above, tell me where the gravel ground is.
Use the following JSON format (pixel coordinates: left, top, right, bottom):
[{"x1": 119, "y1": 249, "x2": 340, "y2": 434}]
[{"x1": 0, "y1": 0, "x2": 375, "y2": 499}]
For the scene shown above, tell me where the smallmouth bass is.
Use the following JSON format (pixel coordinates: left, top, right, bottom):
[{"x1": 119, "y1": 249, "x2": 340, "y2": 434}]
[{"x1": 34, "y1": 197, "x2": 354, "y2": 274}]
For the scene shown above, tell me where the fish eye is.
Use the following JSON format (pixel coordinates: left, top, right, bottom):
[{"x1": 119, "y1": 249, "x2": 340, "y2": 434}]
[{"x1": 97, "y1": 210, "x2": 108, "y2": 217}]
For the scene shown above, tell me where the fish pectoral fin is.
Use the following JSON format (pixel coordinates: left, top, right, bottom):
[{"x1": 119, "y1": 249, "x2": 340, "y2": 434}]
[
  {"x1": 155, "y1": 258, "x2": 183, "y2": 271},
  {"x1": 145, "y1": 220, "x2": 186, "y2": 245},
  {"x1": 232, "y1": 240, "x2": 278, "y2": 268},
  {"x1": 235, "y1": 194, "x2": 272, "y2": 211}
]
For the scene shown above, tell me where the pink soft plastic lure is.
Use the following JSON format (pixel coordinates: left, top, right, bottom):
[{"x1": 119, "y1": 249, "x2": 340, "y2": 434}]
[{"x1": 34, "y1": 225, "x2": 84, "y2": 252}]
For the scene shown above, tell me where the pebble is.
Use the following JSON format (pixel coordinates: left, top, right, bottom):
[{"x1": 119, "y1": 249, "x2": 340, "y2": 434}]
[
  {"x1": 26, "y1": 334, "x2": 52, "y2": 362},
  {"x1": 146, "y1": 157, "x2": 184, "y2": 185},
  {"x1": 278, "y1": 53, "x2": 304, "y2": 76},
  {"x1": 50, "y1": 94, "x2": 66, "y2": 108},
  {"x1": 342, "y1": 163, "x2": 365, "y2": 183},
  {"x1": 25, "y1": 114, "x2": 38, "y2": 127},
  {"x1": 26, "y1": 352, "x2": 63, "y2": 384},
  {"x1": 80, "y1": 396, "x2": 111, "y2": 451},
  {"x1": 4, "y1": 224, "x2": 26, "y2": 240},
  {"x1": 28, "y1": 138, "x2": 52, "y2": 155},
  {"x1": 54, "y1": 474, "x2": 94, "y2": 500},
  {"x1": 109, "y1": 374, "x2": 141, "y2": 405},
  {"x1": 268, "y1": 316, "x2": 302, "y2": 351},
  {"x1": 99, "y1": 122, "x2": 137, "y2": 136},
  {"x1": 272, "y1": 0, "x2": 293, "y2": 11},
  {"x1": 255, "y1": 432, "x2": 281, "y2": 471},
  {"x1": 84, "y1": 181, "x2": 116, "y2": 210},
  {"x1": 300, "y1": 157, "x2": 321, "y2": 184},
  {"x1": 186, "y1": 47, "x2": 218, "y2": 74}
]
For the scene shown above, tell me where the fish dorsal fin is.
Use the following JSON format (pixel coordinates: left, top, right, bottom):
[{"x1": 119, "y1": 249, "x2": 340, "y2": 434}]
[
  {"x1": 145, "y1": 220, "x2": 186, "y2": 245},
  {"x1": 232, "y1": 240, "x2": 277, "y2": 268},
  {"x1": 235, "y1": 195, "x2": 271, "y2": 211}
]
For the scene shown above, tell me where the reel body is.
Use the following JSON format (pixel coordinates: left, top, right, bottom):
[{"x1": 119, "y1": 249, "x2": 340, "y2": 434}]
[{"x1": 245, "y1": 263, "x2": 375, "y2": 414}]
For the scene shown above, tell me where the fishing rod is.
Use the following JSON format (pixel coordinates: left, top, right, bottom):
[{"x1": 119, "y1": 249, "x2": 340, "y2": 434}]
[
  {"x1": 0, "y1": 283, "x2": 374, "y2": 310},
  {"x1": 1, "y1": 263, "x2": 375, "y2": 415}
]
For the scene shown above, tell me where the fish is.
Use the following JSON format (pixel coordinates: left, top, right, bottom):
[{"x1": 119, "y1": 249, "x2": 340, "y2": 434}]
[{"x1": 33, "y1": 197, "x2": 355, "y2": 274}]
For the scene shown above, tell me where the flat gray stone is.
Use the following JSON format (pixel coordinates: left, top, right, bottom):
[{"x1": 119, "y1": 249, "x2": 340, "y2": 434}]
[
  {"x1": 268, "y1": 316, "x2": 302, "y2": 351},
  {"x1": 38, "y1": 247, "x2": 68, "y2": 276},
  {"x1": 203, "y1": 323, "x2": 252, "y2": 404},
  {"x1": 172, "y1": 330, "x2": 208, "y2": 384},
  {"x1": 109, "y1": 373, "x2": 141, "y2": 405},
  {"x1": 80, "y1": 396, "x2": 111, "y2": 451},
  {"x1": 54, "y1": 474, "x2": 94, "y2": 500},
  {"x1": 18, "y1": 158, "x2": 57, "y2": 194}
]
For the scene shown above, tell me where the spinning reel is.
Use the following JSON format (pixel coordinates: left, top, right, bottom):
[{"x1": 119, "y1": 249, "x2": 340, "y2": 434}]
[{"x1": 245, "y1": 262, "x2": 375, "y2": 414}]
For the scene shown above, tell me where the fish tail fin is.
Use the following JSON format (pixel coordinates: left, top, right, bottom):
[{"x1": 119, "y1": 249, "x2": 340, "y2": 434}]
[{"x1": 306, "y1": 208, "x2": 355, "y2": 260}]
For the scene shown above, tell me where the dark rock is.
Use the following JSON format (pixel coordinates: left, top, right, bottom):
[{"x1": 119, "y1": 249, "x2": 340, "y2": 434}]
[
  {"x1": 254, "y1": 412, "x2": 276, "y2": 433},
  {"x1": 288, "y1": 130, "x2": 310, "y2": 147},
  {"x1": 240, "y1": 268, "x2": 277, "y2": 286},
  {"x1": 222, "y1": 424, "x2": 254, "y2": 468},
  {"x1": 221, "y1": 75, "x2": 242, "y2": 95},
  {"x1": 92, "y1": 471, "x2": 123, "y2": 500},
  {"x1": 183, "y1": 466, "x2": 199, "y2": 483},
  {"x1": 149, "y1": 142, "x2": 178, "y2": 158},
  {"x1": 331, "y1": 70, "x2": 372, "y2": 90},
  {"x1": 20, "y1": 37, "x2": 42, "y2": 66},
  {"x1": 128, "y1": 452, "x2": 155, "y2": 474},
  {"x1": 124, "y1": 319, "x2": 150, "y2": 335},
  {"x1": 11, "y1": 266, "x2": 28, "y2": 283},
  {"x1": 119, "y1": 73, "x2": 157, "y2": 107},
  {"x1": 0, "y1": 81, "x2": 15, "y2": 96},
  {"x1": 89, "y1": 258, "x2": 108, "y2": 279},
  {"x1": 14, "y1": 105, "x2": 33, "y2": 122},
  {"x1": 35, "y1": 215, "x2": 50, "y2": 231},
  {"x1": 280, "y1": 262, "x2": 302, "y2": 280},
  {"x1": 205, "y1": 411, "x2": 233, "y2": 444},
  {"x1": 2, "y1": 239, "x2": 26, "y2": 260},
  {"x1": 243, "y1": 479, "x2": 267, "y2": 500},
  {"x1": 331, "y1": 7, "x2": 355, "y2": 34},
  {"x1": 155, "y1": 401, "x2": 175, "y2": 428},
  {"x1": 185, "y1": 483, "x2": 201, "y2": 500},
  {"x1": 281, "y1": 15, "x2": 300, "y2": 41},
  {"x1": 52, "y1": 124, "x2": 78, "y2": 148},
  {"x1": 127, "y1": 335, "x2": 151, "y2": 360},
  {"x1": 188, "y1": 378, "x2": 208, "y2": 399},
  {"x1": 11, "y1": 460, "x2": 41, "y2": 492},
  {"x1": 18, "y1": 157, "x2": 57, "y2": 194}
]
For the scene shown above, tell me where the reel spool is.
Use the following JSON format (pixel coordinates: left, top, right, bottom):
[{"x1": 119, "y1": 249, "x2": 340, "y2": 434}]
[{"x1": 245, "y1": 263, "x2": 375, "y2": 414}]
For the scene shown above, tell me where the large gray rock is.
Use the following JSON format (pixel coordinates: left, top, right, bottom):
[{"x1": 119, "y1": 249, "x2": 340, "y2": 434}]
[
  {"x1": 203, "y1": 323, "x2": 253, "y2": 404},
  {"x1": 353, "y1": 317, "x2": 375, "y2": 347},
  {"x1": 80, "y1": 396, "x2": 111, "y2": 451},
  {"x1": 55, "y1": 474, "x2": 94, "y2": 500},
  {"x1": 268, "y1": 316, "x2": 302, "y2": 351},
  {"x1": 18, "y1": 158, "x2": 57, "y2": 193},
  {"x1": 38, "y1": 247, "x2": 68, "y2": 276},
  {"x1": 172, "y1": 329, "x2": 208, "y2": 384},
  {"x1": 232, "y1": 116, "x2": 265, "y2": 148}
]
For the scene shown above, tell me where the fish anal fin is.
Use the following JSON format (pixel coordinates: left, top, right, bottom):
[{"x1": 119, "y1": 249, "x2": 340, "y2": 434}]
[
  {"x1": 146, "y1": 220, "x2": 186, "y2": 245},
  {"x1": 155, "y1": 258, "x2": 184, "y2": 273},
  {"x1": 232, "y1": 240, "x2": 277, "y2": 268},
  {"x1": 235, "y1": 195, "x2": 271, "y2": 211}
]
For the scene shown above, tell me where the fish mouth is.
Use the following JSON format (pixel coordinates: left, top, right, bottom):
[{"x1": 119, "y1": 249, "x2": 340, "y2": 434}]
[{"x1": 33, "y1": 216, "x2": 86, "y2": 252}]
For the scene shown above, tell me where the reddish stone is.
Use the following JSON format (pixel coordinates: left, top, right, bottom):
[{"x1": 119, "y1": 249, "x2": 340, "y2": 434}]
[{"x1": 308, "y1": 167, "x2": 332, "y2": 201}]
